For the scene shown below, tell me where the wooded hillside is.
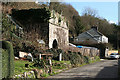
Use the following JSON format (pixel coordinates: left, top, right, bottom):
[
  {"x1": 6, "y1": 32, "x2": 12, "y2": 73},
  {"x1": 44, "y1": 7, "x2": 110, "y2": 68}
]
[
  {"x1": 2, "y1": 2, "x2": 119, "y2": 49},
  {"x1": 49, "y1": 2, "x2": 118, "y2": 49}
]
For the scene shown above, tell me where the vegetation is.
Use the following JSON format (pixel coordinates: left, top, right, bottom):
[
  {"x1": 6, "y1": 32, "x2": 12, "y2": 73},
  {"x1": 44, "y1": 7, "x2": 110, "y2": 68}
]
[
  {"x1": 2, "y1": 2, "x2": 119, "y2": 49},
  {"x1": 45, "y1": 49, "x2": 100, "y2": 67},
  {"x1": 14, "y1": 59, "x2": 70, "y2": 77},
  {"x1": 2, "y1": 41, "x2": 14, "y2": 78},
  {"x1": 49, "y1": 2, "x2": 118, "y2": 49},
  {"x1": 52, "y1": 60, "x2": 71, "y2": 69},
  {"x1": 14, "y1": 48, "x2": 100, "y2": 78},
  {"x1": 73, "y1": 16, "x2": 85, "y2": 36},
  {"x1": 2, "y1": 49, "x2": 9, "y2": 78},
  {"x1": 2, "y1": 14, "x2": 16, "y2": 41},
  {"x1": 2, "y1": 7, "x2": 51, "y2": 57},
  {"x1": 14, "y1": 60, "x2": 35, "y2": 75},
  {"x1": 1, "y1": 2, "x2": 116, "y2": 78},
  {"x1": 11, "y1": 8, "x2": 51, "y2": 26}
]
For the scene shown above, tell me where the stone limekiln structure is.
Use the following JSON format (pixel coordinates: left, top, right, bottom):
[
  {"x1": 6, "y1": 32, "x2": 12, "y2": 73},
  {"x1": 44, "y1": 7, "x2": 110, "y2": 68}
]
[
  {"x1": 11, "y1": 9, "x2": 69, "y2": 49},
  {"x1": 49, "y1": 10, "x2": 69, "y2": 49}
]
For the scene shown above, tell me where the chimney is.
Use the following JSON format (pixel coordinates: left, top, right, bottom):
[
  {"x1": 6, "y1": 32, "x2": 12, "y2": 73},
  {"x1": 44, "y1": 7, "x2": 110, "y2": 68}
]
[{"x1": 91, "y1": 25, "x2": 98, "y2": 31}]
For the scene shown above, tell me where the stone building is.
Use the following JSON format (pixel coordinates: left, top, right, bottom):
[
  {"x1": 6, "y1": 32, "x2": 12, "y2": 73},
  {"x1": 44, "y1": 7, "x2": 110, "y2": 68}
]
[{"x1": 10, "y1": 9, "x2": 69, "y2": 49}]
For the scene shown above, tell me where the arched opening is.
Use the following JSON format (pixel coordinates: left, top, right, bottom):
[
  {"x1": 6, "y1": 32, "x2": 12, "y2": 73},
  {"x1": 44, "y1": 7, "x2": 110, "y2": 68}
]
[{"x1": 52, "y1": 39, "x2": 58, "y2": 49}]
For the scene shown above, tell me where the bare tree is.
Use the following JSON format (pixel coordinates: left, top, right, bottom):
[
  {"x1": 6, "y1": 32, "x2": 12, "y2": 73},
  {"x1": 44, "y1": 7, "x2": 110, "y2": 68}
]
[{"x1": 82, "y1": 7, "x2": 98, "y2": 17}]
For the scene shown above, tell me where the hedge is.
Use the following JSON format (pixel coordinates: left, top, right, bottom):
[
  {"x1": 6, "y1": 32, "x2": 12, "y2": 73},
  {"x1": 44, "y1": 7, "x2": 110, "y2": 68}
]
[
  {"x1": 2, "y1": 49, "x2": 9, "y2": 78},
  {"x1": 2, "y1": 41, "x2": 14, "y2": 78}
]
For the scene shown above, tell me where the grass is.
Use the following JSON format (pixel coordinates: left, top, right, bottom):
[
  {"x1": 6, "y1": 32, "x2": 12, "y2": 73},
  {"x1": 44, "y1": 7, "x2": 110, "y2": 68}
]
[
  {"x1": 14, "y1": 56, "x2": 100, "y2": 78},
  {"x1": 40, "y1": 60, "x2": 71, "y2": 78},
  {"x1": 89, "y1": 56, "x2": 100, "y2": 63},
  {"x1": 14, "y1": 60, "x2": 35, "y2": 75},
  {"x1": 41, "y1": 72, "x2": 50, "y2": 77},
  {"x1": 14, "y1": 60, "x2": 68, "y2": 77}
]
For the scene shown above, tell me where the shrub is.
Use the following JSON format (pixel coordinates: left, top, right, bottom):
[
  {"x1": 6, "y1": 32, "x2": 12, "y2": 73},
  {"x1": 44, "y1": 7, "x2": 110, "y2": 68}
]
[
  {"x1": 94, "y1": 56, "x2": 100, "y2": 61},
  {"x1": 57, "y1": 49, "x2": 63, "y2": 54},
  {"x1": 33, "y1": 59, "x2": 45, "y2": 68},
  {"x1": 2, "y1": 41, "x2": 14, "y2": 78},
  {"x1": 83, "y1": 56, "x2": 90, "y2": 64},
  {"x1": 46, "y1": 48, "x2": 59, "y2": 60},
  {"x1": 52, "y1": 60, "x2": 70, "y2": 69},
  {"x1": 68, "y1": 52, "x2": 82, "y2": 66},
  {"x1": 62, "y1": 52, "x2": 69, "y2": 61},
  {"x1": 45, "y1": 49, "x2": 98, "y2": 67}
]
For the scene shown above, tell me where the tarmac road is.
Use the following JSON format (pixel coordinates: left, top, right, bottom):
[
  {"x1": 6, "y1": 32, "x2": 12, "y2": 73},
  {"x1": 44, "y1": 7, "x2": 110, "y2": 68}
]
[{"x1": 48, "y1": 59, "x2": 118, "y2": 79}]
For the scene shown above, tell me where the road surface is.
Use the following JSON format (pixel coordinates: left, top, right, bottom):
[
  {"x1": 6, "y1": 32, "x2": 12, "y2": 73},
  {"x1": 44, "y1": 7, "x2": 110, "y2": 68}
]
[{"x1": 48, "y1": 60, "x2": 118, "y2": 79}]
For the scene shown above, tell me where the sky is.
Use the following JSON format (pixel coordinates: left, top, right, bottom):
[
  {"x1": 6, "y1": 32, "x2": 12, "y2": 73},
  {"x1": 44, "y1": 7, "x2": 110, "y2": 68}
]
[
  {"x1": 68, "y1": 2, "x2": 118, "y2": 24},
  {"x1": 36, "y1": 0, "x2": 119, "y2": 24}
]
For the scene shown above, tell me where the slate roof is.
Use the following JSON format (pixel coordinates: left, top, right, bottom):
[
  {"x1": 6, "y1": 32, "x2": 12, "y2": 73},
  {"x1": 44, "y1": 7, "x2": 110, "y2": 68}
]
[
  {"x1": 86, "y1": 28, "x2": 103, "y2": 37},
  {"x1": 77, "y1": 27, "x2": 106, "y2": 42}
]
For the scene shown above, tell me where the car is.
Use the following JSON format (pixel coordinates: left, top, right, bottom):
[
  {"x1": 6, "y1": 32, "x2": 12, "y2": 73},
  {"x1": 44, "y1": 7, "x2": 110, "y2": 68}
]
[{"x1": 109, "y1": 53, "x2": 119, "y2": 59}]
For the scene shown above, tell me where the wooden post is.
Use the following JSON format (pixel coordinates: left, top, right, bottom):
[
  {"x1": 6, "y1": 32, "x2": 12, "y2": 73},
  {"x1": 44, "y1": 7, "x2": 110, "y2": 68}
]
[
  {"x1": 39, "y1": 54, "x2": 41, "y2": 60},
  {"x1": 59, "y1": 53, "x2": 62, "y2": 61},
  {"x1": 49, "y1": 57, "x2": 52, "y2": 74},
  {"x1": 31, "y1": 57, "x2": 33, "y2": 62}
]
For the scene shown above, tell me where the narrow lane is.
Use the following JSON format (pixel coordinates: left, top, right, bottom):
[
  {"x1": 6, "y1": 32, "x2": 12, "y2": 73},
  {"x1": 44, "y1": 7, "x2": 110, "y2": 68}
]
[{"x1": 48, "y1": 60, "x2": 118, "y2": 79}]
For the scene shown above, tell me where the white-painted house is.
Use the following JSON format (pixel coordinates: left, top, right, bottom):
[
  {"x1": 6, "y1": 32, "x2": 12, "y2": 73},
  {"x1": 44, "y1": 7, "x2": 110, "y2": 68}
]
[{"x1": 74, "y1": 27, "x2": 108, "y2": 44}]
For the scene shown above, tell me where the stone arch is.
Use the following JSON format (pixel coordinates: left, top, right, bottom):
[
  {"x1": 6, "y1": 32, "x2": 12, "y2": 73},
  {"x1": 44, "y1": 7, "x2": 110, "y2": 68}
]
[{"x1": 52, "y1": 39, "x2": 58, "y2": 49}]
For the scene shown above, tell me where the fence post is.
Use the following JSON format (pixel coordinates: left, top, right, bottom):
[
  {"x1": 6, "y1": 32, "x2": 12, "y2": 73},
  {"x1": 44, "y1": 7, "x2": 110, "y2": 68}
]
[
  {"x1": 59, "y1": 53, "x2": 62, "y2": 61},
  {"x1": 49, "y1": 57, "x2": 52, "y2": 74},
  {"x1": 39, "y1": 54, "x2": 41, "y2": 60}
]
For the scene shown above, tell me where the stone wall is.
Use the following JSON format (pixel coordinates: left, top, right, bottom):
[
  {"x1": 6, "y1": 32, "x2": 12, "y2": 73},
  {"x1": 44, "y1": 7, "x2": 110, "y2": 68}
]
[{"x1": 64, "y1": 46, "x2": 100, "y2": 57}]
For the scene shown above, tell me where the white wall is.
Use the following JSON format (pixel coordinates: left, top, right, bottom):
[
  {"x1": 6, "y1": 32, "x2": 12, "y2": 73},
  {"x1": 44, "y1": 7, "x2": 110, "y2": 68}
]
[
  {"x1": 49, "y1": 23, "x2": 69, "y2": 49},
  {"x1": 101, "y1": 35, "x2": 108, "y2": 43},
  {"x1": 49, "y1": 23, "x2": 58, "y2": 48}
]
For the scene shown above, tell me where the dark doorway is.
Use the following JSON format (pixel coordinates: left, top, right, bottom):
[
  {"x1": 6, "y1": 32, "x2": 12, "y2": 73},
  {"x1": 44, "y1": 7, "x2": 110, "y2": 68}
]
[{"x1": 52, "y1": 39, "x2": 58, "y2": 49}]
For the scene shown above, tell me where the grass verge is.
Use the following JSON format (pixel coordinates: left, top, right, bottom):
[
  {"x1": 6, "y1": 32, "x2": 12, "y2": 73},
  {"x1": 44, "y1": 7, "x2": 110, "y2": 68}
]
[{"x1": 14, "y1": 60, "x2": 35, "y2": 75}]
